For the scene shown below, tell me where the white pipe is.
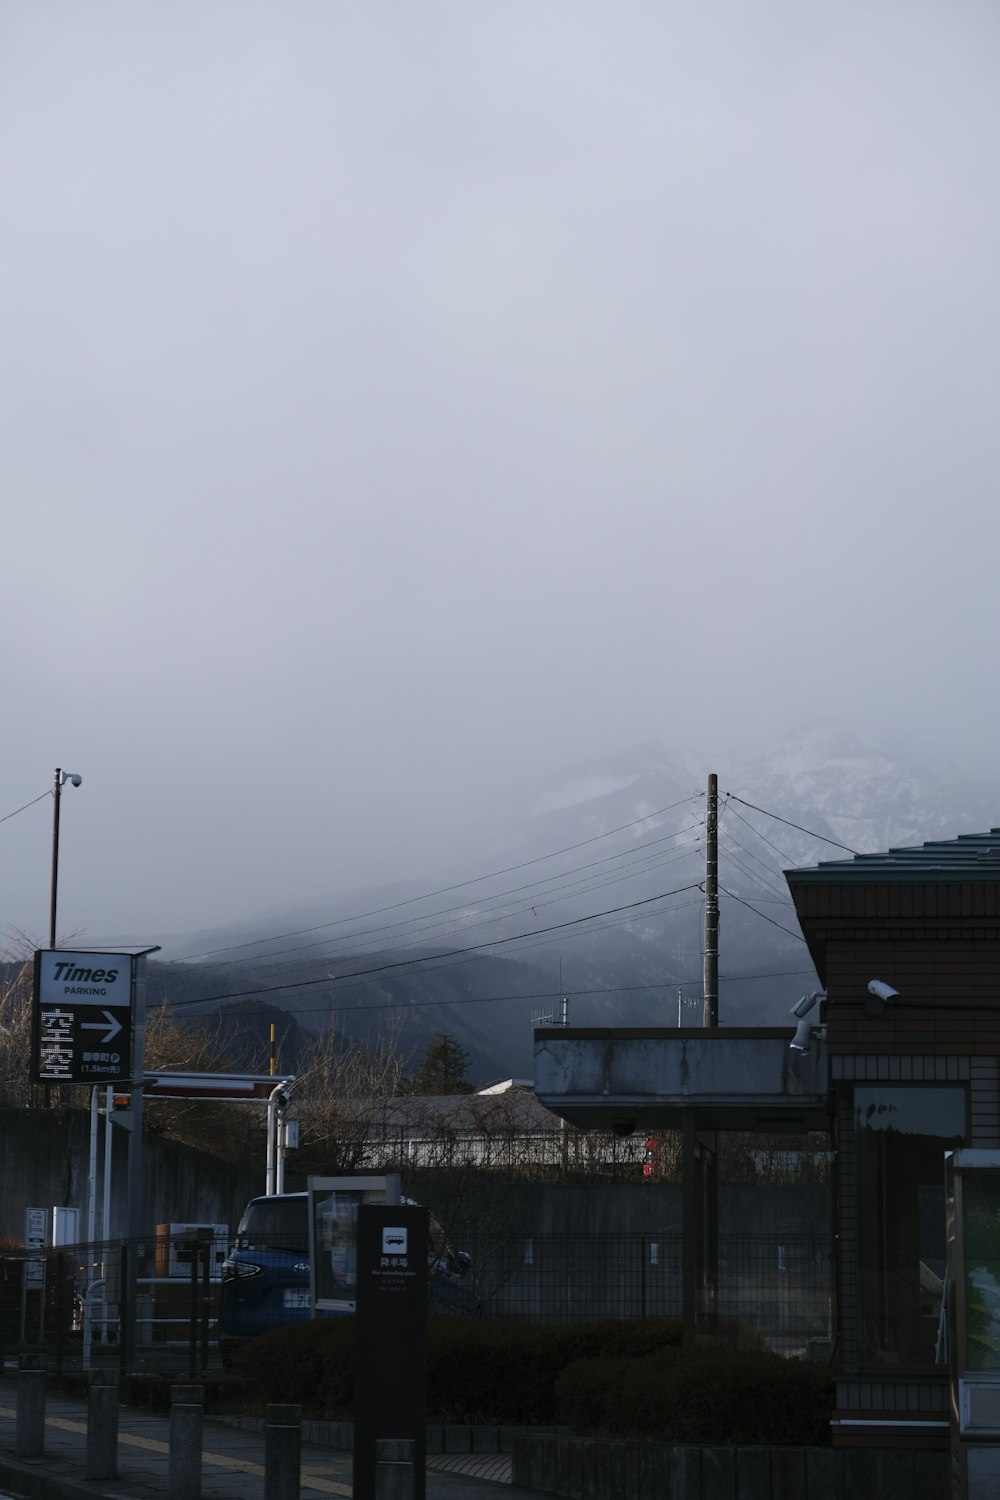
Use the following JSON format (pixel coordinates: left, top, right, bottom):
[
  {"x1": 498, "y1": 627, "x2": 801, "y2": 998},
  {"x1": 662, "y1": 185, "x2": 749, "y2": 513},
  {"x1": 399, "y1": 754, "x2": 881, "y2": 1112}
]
[
  {"x1": 266, "y1": 1083, "x2": 285, "y2": 1195},
  {"x1": 277, "y1": 1107, "x2": 288, "y2": 1194}
]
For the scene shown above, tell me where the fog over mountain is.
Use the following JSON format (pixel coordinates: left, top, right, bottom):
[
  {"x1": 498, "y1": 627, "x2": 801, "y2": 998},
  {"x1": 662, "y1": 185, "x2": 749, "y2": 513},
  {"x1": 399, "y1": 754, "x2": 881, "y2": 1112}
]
[
  {"x1": 156, "y1": 731, "x2": 998, "y2": 1081},
  {"x1": 4, "y1": 4, "x2": 1000, "y2": 969}
]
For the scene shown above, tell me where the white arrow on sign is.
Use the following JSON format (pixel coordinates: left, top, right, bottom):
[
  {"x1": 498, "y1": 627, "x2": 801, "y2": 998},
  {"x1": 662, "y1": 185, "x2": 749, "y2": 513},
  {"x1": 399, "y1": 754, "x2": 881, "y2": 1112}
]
[{"x1": 80, "y1": 1010, "x2": 123, "y2": 1045}]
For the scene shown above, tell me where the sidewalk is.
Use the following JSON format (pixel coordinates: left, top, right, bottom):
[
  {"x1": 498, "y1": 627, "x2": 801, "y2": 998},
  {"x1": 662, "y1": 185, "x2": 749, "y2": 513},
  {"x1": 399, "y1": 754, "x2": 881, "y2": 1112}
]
[{"x1": 0, "y1": 1382, "x2": 542, "y2": 1500}]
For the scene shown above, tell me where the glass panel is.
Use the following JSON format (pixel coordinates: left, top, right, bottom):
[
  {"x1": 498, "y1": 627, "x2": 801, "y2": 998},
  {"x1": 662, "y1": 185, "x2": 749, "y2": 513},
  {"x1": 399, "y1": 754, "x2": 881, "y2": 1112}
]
[
  {"x1": 855, "y1": 1086, "x2": 965, "y2": 1368},
  {"x1": 962, "y1": 1173, "x2": 1000, "y2": 1370}
]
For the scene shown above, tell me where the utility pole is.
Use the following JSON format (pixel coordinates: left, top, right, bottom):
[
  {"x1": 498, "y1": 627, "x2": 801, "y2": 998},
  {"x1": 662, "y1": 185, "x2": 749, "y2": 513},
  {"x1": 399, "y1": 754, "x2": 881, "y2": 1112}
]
[{"x1": 703, "y1": 772, "x2": 719, "y2": 1027}]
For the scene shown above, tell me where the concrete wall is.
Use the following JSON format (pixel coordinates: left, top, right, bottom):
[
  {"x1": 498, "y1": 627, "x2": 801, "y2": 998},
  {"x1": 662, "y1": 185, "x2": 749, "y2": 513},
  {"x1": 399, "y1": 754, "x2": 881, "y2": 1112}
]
[
  {"x1": 0, "y1": 1110, "x2": 260, "y2": 1242},
  {"x1": 429, "y1": 1180, "x2": 830, "y2": 1240},
  {"x1": 512, "y1": 1432, "x2": 949, "y2": 1500},
  {"x1": 0, "y1": 1110, "x2": 831, "y2": 1247}
]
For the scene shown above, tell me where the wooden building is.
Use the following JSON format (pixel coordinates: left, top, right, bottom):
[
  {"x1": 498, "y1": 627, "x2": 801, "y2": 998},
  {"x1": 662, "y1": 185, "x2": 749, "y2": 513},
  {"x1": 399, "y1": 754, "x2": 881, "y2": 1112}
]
[{"x1": 787, "y1": 827, "x2": 1000, "y2": 1448}]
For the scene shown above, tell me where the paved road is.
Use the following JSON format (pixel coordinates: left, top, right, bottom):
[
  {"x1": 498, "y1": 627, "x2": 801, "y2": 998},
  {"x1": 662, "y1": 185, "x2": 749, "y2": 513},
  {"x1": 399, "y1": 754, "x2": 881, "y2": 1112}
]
[{"x1": 0, "y1": 1383, "x2": 541, "y2": 1500}]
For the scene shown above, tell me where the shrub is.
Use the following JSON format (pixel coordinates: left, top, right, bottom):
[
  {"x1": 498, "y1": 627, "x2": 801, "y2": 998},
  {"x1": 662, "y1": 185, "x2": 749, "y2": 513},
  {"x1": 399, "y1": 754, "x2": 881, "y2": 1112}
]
[
  {"x1": 557, "y1": 1345, "x2": 833, "y2": 1446},
  {"x1": 232, "y1": 1315, "x2": 829, "y2": 1441},
  {"x1": 236, "y1": 1315, "x2": 684, "y2": 1422},
  {"x1": 235, "y1": 1317, "x2": 356, "y2": 1415}
]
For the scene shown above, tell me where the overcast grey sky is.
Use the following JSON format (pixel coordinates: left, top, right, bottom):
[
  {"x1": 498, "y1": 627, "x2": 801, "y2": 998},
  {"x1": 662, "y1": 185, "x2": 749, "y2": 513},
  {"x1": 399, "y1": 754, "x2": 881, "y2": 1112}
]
[{"x1": 3, "y1": 2, "x2": 999, "y2": 945}]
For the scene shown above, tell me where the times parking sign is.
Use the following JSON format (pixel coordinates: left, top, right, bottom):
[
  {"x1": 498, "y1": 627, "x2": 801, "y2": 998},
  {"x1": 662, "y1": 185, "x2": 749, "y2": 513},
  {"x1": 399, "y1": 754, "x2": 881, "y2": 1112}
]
[{"x1": 33, "y1": 950, "x2": 135, "y2": 1084}]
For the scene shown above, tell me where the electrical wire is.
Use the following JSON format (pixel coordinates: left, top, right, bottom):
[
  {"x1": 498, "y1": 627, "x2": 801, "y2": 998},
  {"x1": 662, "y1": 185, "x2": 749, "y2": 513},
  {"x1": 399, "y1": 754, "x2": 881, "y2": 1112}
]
[
  {"x1": 383, "y1": 893, "x2": 708, "y2": 978},
  {"x1": 719, "y1": 885, "x2": 809, "y2": 943},
  {"x1": 0, "y1": 789, "x2": 50, "y2": 826},
  {"x1": 719, "y1": 794, "x2": 859, "y2": 855},
  {"x1": 171, "y1": 966, "x2": 821, "y2": 1024},
  {"x1": 722, "y1": 802, "x2": 806, "y2": 869},
  {"x1": 173, "y1": 792, "x2": 705, "y2": 962},
  {"x1": 166, "y1": 880, "x2": 705, "y2": 1009},
  {"x1": 195, "y1": 821, "x2": 706, "y2": 970},
  {"x1": 718, "y1": 829, "x2": 787, "y2": 892},
  {"x1": 717, "y1": 831, "x2": 795, "y2": 904}
]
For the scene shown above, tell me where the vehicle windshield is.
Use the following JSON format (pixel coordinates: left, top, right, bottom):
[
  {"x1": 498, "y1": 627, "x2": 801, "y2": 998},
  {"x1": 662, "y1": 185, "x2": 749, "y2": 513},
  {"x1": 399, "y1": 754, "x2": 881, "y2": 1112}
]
[{"x1": 236, "y1": 1196, "x2": 308, "y2": 1253}]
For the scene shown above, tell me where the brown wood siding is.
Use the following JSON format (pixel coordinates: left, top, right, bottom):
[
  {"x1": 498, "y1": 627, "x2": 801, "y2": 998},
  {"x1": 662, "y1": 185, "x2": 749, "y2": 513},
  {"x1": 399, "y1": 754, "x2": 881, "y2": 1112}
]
[
  {"x1": 835, "y1": 1091, "x2": 859, "y2": 1372},
  {"x1": 793, "y1": 880, "x2": 1000, "y2": 926},
  {"x1": 971, "y1": 1057, "x2": 1000, "y2": 1146}
]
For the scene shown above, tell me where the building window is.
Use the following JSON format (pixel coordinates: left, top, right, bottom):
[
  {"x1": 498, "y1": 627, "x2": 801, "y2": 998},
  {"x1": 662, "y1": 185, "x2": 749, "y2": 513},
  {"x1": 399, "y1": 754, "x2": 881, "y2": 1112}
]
[{"x1": 855, "y1": 1086, "x2": 966, "y2": 1368}]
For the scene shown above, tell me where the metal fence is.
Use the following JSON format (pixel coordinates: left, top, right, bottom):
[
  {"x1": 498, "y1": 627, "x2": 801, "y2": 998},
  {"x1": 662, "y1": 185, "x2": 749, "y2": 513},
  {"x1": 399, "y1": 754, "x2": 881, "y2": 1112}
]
[
  {"x1": 0, "y1": 1228, "x2": 831, "y2": 1373},
  {"x1": 462, "y1": 1231, "x2": 831, "y2": 1354},
  {"x1": 0, "y1": 1232, "x2": 224, "y2": 1377}
]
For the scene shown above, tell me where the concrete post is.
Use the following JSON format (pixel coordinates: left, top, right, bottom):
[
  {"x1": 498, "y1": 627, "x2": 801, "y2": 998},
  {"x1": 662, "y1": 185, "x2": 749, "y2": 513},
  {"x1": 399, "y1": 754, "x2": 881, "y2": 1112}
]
[
  {"x1": 85, "y1": 1369, "x2": 119, "y2": 1479},
  {"x1": 169, "y1": 1383, "x2": 203, "y2": 1500},
  {"x1": 15, "y1": 1354, "x2": 46, "y2": 1458},
  {"x1": 265, "y1": 1403, "x2": 301, "y2": 1500},
  {"x1": 375, "y1": 1438, "x2": 416, "y2": 1500}
]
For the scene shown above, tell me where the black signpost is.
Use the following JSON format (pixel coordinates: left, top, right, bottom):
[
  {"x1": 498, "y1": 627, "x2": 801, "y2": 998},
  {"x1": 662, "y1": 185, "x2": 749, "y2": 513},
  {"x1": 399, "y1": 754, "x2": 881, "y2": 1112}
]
[
  {"x1": 32, "y1": 949, "x2": 135, "y2": 1085},
  {"x1": 353, "y1": 1202, "x2": 429, "y2": 1500}
]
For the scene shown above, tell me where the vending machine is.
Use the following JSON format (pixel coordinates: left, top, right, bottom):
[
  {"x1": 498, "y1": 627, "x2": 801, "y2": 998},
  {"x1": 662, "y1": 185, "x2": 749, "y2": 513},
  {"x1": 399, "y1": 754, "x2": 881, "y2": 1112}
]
[{"x1": 946, "y1": 1149, "x2": 1000, "y2": 1497}]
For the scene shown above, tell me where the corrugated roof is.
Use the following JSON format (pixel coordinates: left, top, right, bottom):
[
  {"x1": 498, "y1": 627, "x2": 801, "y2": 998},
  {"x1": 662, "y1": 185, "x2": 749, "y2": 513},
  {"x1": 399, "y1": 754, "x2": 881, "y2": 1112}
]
[{"x1": 786, "y1": 827, "x2": 1000, "y2": 885}]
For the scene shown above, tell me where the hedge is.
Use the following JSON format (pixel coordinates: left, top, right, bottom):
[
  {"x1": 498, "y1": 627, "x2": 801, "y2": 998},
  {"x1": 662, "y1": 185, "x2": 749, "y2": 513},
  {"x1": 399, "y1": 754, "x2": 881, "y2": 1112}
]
[
  {"x1": 236, "y1": 1316, "x2": 684, "y2": 1424},
  {"x1": 556, "y1": 1345, "x2": 834, "y2": 1445},
  {"x1": 234, "y1": 1316, "x2": 833, "y2": 1444}
]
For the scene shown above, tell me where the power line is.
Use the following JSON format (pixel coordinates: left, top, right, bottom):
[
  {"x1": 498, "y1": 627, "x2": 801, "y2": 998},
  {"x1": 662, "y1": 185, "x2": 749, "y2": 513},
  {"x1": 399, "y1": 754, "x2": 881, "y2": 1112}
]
[
  {"x1": 194, "y1": 821, "x2": 706, "y2": 971},
  {"x1": 717, "y1": 831, "x2": 794, "y2": 904},
  {"x1": 159, "y1": 888, "x2": 708, "y2": 1009},
  {"x1": 0, "y1": 789, "x2": 50, "y2": 826},
  {"x1": 173, "y1": 792, "x2": 704, "y2": 963},
  {"x1": 720, "y1": 794, "x2": 859, "y2": 855},
  {"x1": 723, "y1": 801, "x2": 806, "y2": 869},
  {"x1": 719, "y1": 885, "x2": 809, "y2": 943},
  {"x1": 167, "y1": 881, "x2": 705, "y2": 1009},
  {"x1": 386, "y1": 894, "x2": 707, "y2": 978},
  {"x1": 162, "y1": 966, "x2": 820, "y2": 1024}
]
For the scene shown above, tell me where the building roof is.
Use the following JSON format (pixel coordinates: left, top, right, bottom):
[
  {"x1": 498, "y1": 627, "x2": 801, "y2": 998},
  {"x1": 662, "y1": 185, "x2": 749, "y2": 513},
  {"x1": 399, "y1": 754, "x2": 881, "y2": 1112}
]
[{"x1": 785, "y1": 827, "x2": 1000, "y2": 886}]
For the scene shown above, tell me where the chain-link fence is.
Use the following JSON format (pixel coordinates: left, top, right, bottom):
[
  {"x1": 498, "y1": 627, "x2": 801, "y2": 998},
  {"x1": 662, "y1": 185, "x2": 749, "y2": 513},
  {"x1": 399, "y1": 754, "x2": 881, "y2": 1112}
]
[{"x1": 0, "y1": 1227, "x2": 830, "y2": 1373}]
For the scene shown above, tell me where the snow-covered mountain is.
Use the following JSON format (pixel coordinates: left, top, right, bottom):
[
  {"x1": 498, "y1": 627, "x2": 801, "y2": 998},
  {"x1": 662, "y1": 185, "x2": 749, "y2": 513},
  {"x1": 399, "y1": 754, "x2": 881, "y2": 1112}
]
[{"x1": 164, "y1": 731, "x2": 998, "y2": 1079}]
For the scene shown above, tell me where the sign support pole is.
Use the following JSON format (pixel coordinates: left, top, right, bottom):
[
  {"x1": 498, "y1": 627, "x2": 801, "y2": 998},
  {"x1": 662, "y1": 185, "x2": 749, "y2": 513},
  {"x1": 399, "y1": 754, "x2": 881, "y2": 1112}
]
[{"x1": 123, "y1": 951, "x2": 154, "y2": 1369}]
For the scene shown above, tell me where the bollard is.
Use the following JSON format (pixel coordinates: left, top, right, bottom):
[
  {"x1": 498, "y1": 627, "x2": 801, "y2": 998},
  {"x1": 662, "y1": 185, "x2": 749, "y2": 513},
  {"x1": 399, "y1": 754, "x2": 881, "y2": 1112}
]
[
  {"x1": 265, "y1": 1403, "x2": 301, "y2": 1500},
  {"x1": 169, "y1": 1383, "x2": 204, "y2": 1500},
  {"x1": 15, "y1": 1354, "x2": 46, "y2": 1459},
  {"x1": 85, "y1": 1369, "x2": 119, "y2": 1479},
  {"x1": 375, "y1": 1438, "x2": 416, "y2": 1500}
]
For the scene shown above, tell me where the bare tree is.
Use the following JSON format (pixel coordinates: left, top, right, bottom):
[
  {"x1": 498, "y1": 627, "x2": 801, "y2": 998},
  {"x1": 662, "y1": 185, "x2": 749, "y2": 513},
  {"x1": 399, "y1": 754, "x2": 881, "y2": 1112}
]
[
  {"x1": 142, "y1": 1004, "x2": 258, "y2": 1164},
  {"x1": 0, "y1": 952, "x2": 39, "y2": 1108},
  {"x1": 292, "y1": 1023, "x2": 409, "y2": 1175}
]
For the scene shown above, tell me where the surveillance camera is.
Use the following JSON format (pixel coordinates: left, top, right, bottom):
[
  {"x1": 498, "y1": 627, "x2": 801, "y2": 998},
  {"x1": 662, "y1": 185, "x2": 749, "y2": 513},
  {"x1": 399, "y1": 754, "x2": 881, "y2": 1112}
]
[
  {"x1": 789, "y1": 1017, "x2": 814, "y2": 1053},
  {"x1": 867, "y1": 980, "x2": 899, "y2": 1003},
  {"x1": 68, "y1": 774, "x2": 82, "y2": 787},
  {"x1": 791, "y1": 990, "x2": 824, "y2": 1019}
]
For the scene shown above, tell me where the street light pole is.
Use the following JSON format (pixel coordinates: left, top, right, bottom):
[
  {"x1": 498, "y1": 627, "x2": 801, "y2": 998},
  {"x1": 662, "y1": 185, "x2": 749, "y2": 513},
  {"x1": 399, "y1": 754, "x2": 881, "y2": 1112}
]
[{"x1": 49, "y1": 767, "x2": 82, "y2": 948}]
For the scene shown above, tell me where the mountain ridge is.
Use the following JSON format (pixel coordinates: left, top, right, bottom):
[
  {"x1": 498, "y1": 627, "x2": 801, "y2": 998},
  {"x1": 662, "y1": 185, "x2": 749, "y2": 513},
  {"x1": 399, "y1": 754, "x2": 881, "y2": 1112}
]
[{"x1": 154, "y1": 732, "x2": 998, "y2": 1081}]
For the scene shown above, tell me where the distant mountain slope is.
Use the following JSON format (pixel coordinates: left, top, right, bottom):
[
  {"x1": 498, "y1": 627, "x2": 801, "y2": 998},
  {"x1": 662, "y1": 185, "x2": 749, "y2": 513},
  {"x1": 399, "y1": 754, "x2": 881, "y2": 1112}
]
[{"x1": 155, "y1": 732, "x2": 998, "y2": 1081}]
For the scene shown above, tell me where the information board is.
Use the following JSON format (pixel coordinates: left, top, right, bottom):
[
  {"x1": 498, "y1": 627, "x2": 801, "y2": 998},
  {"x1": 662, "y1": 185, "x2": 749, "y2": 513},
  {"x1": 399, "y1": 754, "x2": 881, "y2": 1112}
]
[
  {"x1": 32, "y1": 949, "x2": 135, "y2": 1084},
  {"x1": 307, "y1": 1174, "x2": 401, "y2": 1312}
]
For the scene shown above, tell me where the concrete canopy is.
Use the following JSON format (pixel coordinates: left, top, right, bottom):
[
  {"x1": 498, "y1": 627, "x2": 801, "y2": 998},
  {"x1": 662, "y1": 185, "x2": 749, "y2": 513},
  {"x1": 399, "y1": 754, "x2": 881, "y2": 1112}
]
[{"x1": 533, "y1": 1027, "x2": 830, "y2": 1133}]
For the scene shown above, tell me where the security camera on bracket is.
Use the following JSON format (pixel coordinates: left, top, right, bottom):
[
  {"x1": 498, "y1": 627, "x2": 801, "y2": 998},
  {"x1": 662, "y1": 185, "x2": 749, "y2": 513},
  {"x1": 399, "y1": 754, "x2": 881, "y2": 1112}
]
[
  {"x1": 788, "y1": 991, "x2": 826, "y2": 1053},
  {"x1": 865, "y1": 979, "x2": 899, "y2": 1017}
]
